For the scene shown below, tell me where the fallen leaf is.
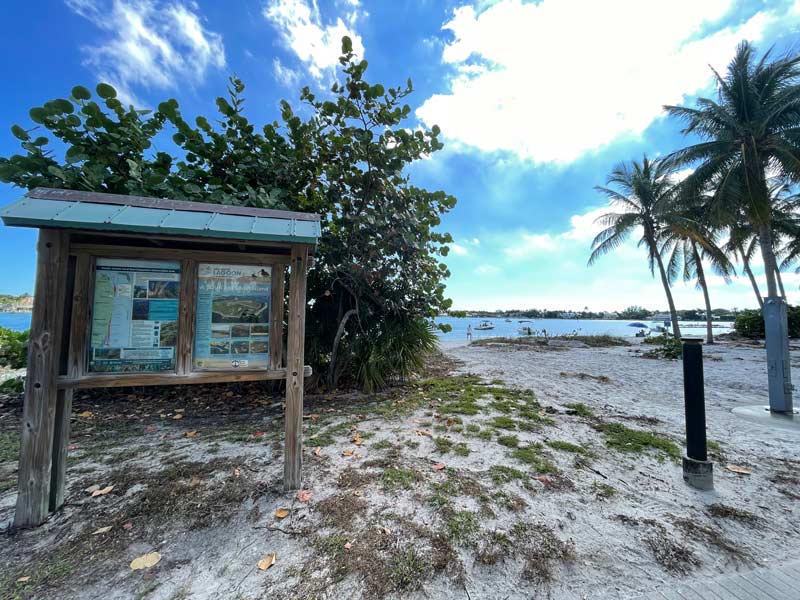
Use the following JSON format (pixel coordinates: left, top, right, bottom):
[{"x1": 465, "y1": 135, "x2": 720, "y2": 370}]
[
  {"x1": 184, "y1": 430, "x2": 198, "y2": 438},
  {"x1": 342, "y1": 449, "x2": 354, "y2": 457},
  {"x1": 78, "y1": 411, "x2": 93, "y2": 418},
  {"x1": 16, "y1": 576, "x2": 30, "y2": 583},
  {"x1": 189, "y1": 475, "x2": 201, "y2": 487},
  {"x1": 233, "y1": 468, "x2": 241, "y2": 477},
  {"x1": 92, "y1": 526, "x2": 113, "y2": 535},
  {"x1": 353, "y1": 490, "x2": 363, "y2": 497},
  {"x1": 92, "y1": 485, "x2": 114, "y2": 497},
  {"x1": 130, "y1": 551, "x2": 161, "y2": 571},
  {"x1": 67, "y1": 444, "x2": 78, "y2": 451},
  {"x1": 725, "y1": 464, "x2": 752, "y2": 475},
  {"x1": 297, "y1": 489, "x2": 313, "y2": 503},
  {"x1": 432, "y1": 463, "x2": 446, "y2": 471},
  {"x1": 253, "y1": 431, "x2": 265, "y2": 437},
  {"x1": 313, "y1": 446, "x2": 322, "y2": 457},
  {"x1": 258, "y1": 552, "x2": 277, "y2": 571},
  {"x1": 146, "y1": 426, "x2": 157, "y2": 432},
  {"x1": 172, "y1": 413, "x2": 183, "y2": 420},
  {"x1": 84, "y1": 484, "x2": 100, "y2": 494},
  {"x1": 344, "y1": 541, "x2": 353, "y2": 550},
  {"x1": 175, "y1": 408, "x2": 185, "y2": 413},
  {"x1": 382, "y1": 527, "x2": 392, "y2": 535},
  {"x1": 414, "y1": 429, "x2": 432, "y2": 437},
  {"x1": 351, "y1": 433, "x2": 363, "y2": 446},
  {"x1": 274, "y1": 508, "x2": 290, "y2": 519},
  {"x1": 123, "y1": 522, "x2": 133, "y2": 530}
]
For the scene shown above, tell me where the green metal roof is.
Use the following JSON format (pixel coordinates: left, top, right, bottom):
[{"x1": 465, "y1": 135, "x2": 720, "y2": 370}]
[{"x1": 1, "y1": 188, "x2": 321, "y2": 245}]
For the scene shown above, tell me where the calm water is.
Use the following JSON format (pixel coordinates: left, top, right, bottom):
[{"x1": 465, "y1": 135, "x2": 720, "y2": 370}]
[
  {"x1": 433, "y1": 316, "x2": 733, "y2": 341},
  {"x1": 0, "y1": 313, "x2": 31, "y2": 331},
  {"x1": 0, "y1": 312, "x2": 733, "y2": 339}
]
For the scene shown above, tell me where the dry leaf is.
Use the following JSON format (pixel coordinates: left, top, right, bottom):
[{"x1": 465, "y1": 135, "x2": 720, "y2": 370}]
[
  {"x1": 130, "y1": 551, "x2": 161, "y2": 571},
  {"x1": 67, "y1": 444, "x2": 78, "y2": 451},
  {"x1": 414, "y1": 429, "x2": 432, "y2": 437},
  {"x1": 184, "y1": 430, "x2": 198, "y2": 438},
  {"x1": 233, "y1": 468, "x2": 241, "y2": 477},
  {"x1": 85, "y1": 484, "x2": 100, "y2": 494},
  {"x1": 258, "y1": 552, "x2": 277, "y2": 571},
  {"x1": 344, "y1": 541, "x2": 353, "y2": 550},
  {"x1": 189, "y1": 475, "x2": 201, "y2": 488},
  {"x1": 351, "y1": 433, "x2": 363, "y2": 446},
  {"x1": 353, "y1": 490, "x2": 363, "y2": 497},
  {"x1": 122, "y1": 522, "x2": 133, "y2": 530},
  {"x1": 297, "y1": 489, "x2": 312, "y2": 503},
  {"x1": 146, "y1": 426, "x2": 157, "y2": 432},
  {"x1": 172, "y1": 413, "x2": 183, "y2": 420},
  {"x1": 175, "y1": 408, "x2": 185, "y2": 413},
  {"x1": 725, "y1": 464, "x2": 752, "y2": 475},
  {"x1": 432, "y1": 463, "x2": 446, "y2": 471},
  {"x1": 313, "y1": 446, "x2": 322, "y2": 457},
  {"x1": 382, "y1": 527, "x2": 392, "y2": 535},
  {"x1": 92, "y1": 526, "x2": 113, "y2": 535},
  {"x1": 17, "y1": 576, "x2": 30, "y2": 583},
  {"x1": 91, "y1": 485, "x2": 114, "y2": 497},
  {"x1": 274, "y1": 508, "x2": 290, "y2": 519},
  {"x1": 342, "y1": 449, "x2": 354, "y2": 457},
  {"x1": 253, "y1": 431, "x2": 265, "y2": 437},
  {"x1": 78, "y1": 411, "x2": 93, "y2": 418}
]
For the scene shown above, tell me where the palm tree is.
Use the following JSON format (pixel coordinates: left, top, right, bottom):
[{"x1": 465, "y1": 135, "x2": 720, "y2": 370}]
[
  {"x1": 589, "y1": 156, "x2": 682, "y2": 338},
  {"x1": 664, "y1": 41, "x2": 800, "y2": 300},
  {"x1": 659, "y1": 209, "x2": 734, "y2": 344}
]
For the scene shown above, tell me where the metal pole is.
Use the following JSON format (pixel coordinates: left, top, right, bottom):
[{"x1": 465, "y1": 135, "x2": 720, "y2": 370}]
[{"x1": 681, "y1": 338, "x2": 713, "y2": 490}]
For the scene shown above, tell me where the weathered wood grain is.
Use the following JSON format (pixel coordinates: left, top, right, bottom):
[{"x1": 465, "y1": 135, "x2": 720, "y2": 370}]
[
  {"x1": 177, "y1": 259, "x2": 197, "y2": 375},
  {"x1": 269, "y1": 263, "x2": 286, "y2": 370},
  {"x1": 15, "y1": 229, "x2": 70, "y2": 528},
  {"x1": 284, "y1": 245, "x2": 309, "y2": 490},
  {"x1": 57, "y1": 366, "x2": 311, "y2": 389}
]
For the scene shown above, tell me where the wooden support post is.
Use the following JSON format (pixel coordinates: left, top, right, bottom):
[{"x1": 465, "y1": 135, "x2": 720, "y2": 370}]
[
  {"x1": 177, "y1": 259, "x2": 197, "y2": 375},
  {"x1": 49, "y1": 253, "x2": 90, "y2": 512},
  {"x1": 284, "y1": 245, "x2": 308, "y2": 490},
  {"x1": 15, "y1": 229, "x2": 70, "y2": 528},
  {"x1": 269, "y1": 263, "x2": 285, "y2": 370}
]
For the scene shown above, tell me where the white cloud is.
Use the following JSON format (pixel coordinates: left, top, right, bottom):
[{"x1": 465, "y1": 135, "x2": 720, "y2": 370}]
[
  {"x1": 67, "y1": 0, "x2": 225, "y2": 103},
  {"x1": 417, "y1": 0, "x2": 794, "y2": 163},
  {"x1": 476, "y1": 264, "x2": 500, "y2": 275},
  {"x1": 264, "y1": 0, "x2": 364, "y2": 82},
  {"x1": 450, "y1": 242, "x2": 469, "y2": 256},
  {"x1": 273, "y1": 58, "x2": 301, "y2": 88}
]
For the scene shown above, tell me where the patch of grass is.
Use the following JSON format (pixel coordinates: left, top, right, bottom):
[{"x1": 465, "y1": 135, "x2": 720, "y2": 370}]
[
  {"x1": 644, "y1": 531, "x2": 700, "y2": 574},
  {"x1": 314, "y1": 533, "x2": 349, "y2": 556},
  {"x1": 337, "y1": 467, "x2": 376, "y2": 489},
  {"x1": 599, "y1": 422, "x2": 681, "y2": 461},
  {"x1": 496, "y1": 434, "x2": 519, "y2": 448},
  {"x1": 547, "y1": 440, "x2": 592, "y2": 456},
  {"x1": 371, "y1": 439, "x2": 393, "y2": 450},
  {"x1": 490, "y1": 416, "x2": 517, "y2": 430},
  {"x1": 488, "y1": 465, "x2": 528, "y2": 485},
  {"x1": 307, "y1": 420, "x2": 354, "y2": 447},
  {"x1": 444, "y1": 510, "x2": 480, "y2": 545},
  {"x1": 706, "y1": 503, "x2": 762, "y2": 526},
  {"x1": 556, "y1": 334, "x2": 630, "y2": 348},
  {"x1": 477, "y1": 429, "x2": 492, "y2": 441},
  {"x1": 672, "y1": 516, "x2": 748, "y2": 563},
  {"x1": 389, "y1": 549, "x2": 427, "y2": 592},
  {"x1": 434, "y1": 437, "x2": 453, "y2": 453},
  {"x1": 512, "y1": 522, "x2": 576, "y2": 584},
  {"x1": 315, "y1": 493, "x2": 367, "y2": 527},
  {"x1": 453, "y1": 442, "x2": 470, "y2": 456},
  {"x1": 565, "y1": 402, "x2": 593, "y2": 417},
  {"x1": 559, "y1": 371, "x2": 610, "y2": 383},
  {"x1": 381, "y1": 468, "x2": 421, "y2": 492},
  {"x1": 0, "y1": 430, "x2": 20, "y2": 462},
  {"x1": 476, "y1": 530, "x2": 514, "y2": 565},
  {"x1": 591, "y1": 481, "x2": 616, "y2": 500},
  {"x1": 511, "y1": 444, "x2": 559, "y2": 474},
  {"x1": 404, "y1": 439, "x2": 420, "y2": 449},
  {"x1": 466, "y1": 424, "x2": 480, "y2": 433}
]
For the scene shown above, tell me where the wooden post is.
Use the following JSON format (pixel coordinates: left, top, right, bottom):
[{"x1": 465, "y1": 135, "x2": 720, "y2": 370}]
[
  {"x1": 49, "y1": 253, "x2": 91, "y2": 512},
  {"x1": 15, "y1": 229, "x2": 70, "y2": 528},
  {"x1": 176, "y1": 259, "x2": 197, "y2": 375},
  {"x1": 284, "y1": 245, "x2": 308, "y2": 490},
  {"x1": 269, "y1": 263, "x2": 285, "y2": 370}
]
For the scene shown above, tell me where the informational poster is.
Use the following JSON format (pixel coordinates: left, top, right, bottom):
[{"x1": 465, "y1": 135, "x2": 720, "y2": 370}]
[
  {"x1": 89, "y1": 258, "x2": 181, "y2": 373},
  {"x1": 193, "y1": 263, "x2": 271, "y2": 369}
]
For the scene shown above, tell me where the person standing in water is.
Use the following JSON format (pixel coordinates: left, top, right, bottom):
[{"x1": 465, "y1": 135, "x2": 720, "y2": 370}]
[{"x1": 467, "y1": 324, "x2": 473, "y2": 342}]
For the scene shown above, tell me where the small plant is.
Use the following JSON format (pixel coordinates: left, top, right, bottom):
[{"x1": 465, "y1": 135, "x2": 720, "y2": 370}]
[
  {"x1": 381, "y1": 468, "x2": 420, "y2": 491},
  {"x1": 445, "y1": 510, "x2": 479, "y2": 545},
  {"x1": 564, "y1": 402, "x2": 593, "y2": 417},
  {"x1": 488, "y1": 465, "x2": 527, "y2": 485},
  {"x1": 490, "y1": 416, "x2": 517, "y2": 430},
  {"x1": 511, "y1": 444, "x2": 559, "y2": 474},
  {"x1": 389, "y1": 549, "x2": 427, "y2": 591},
  {"x1": 0, "y1": 326, "x2": 28, "y2": 369},
  {"x1": 591, "y1": 481, "x2": 616, "y2": 499},
  {"x1": 466, "y1": 423, "x2": 480, "y2": 433},
  {"x1": 642, "y1": 334, "x2": 682, "y2": 359},
  {"x1": 547, "y1": 440, "x2": 592, "y2": 455},
  {"x1": 599, "y1": 422, "x2": 680, "y2": 460},
  {"x1": 497, "y1": 434, "x2": 519, "y2": 448},
  {"x1": 434, "y1": 437, "x2": 453, "y2": 453}
]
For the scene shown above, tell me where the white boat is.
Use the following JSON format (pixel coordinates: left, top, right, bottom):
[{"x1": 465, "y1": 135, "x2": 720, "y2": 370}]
[{"x1": 475, "y1": 320, "x2": 495, "y2": 330}]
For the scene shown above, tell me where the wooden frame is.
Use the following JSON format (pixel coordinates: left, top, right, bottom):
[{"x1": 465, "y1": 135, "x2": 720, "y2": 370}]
[{"x1": 14, "y1": 229, "x2": 313, "y2": 528}]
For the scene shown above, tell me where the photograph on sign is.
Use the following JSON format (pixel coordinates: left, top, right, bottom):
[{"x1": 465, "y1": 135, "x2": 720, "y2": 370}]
[
  {"x1": 88, "y1": 258, "x2": 181, "y2": 373},
  {"x1": 193, "y1": 263, "x2": 271, "y2": 369}
]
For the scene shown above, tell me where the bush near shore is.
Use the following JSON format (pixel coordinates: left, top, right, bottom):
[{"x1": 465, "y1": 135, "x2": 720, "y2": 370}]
[{"x1": 734, "y1": 307, "x2": 800, "y2": 339}]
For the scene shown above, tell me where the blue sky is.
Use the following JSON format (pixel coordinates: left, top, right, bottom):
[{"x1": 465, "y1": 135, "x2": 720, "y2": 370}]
[{"x1": 1, "y1": 0, "x2": 800, "y2": 311}]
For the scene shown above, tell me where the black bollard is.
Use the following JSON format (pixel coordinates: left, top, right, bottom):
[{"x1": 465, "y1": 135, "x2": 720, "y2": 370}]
[{"x1": 681, "y1": 338, "x2": 713, "y2": 490}]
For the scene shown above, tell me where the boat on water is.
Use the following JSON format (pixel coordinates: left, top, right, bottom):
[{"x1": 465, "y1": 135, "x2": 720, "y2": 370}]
[
  {"x1": 505, "y1": 318, "x2": 512, "y2": 322},
  {"x1": 519, "y1": 326, "x2": 534, "y2": 336},
  {"x1": 475, "y1": 320, "x2": 495, "y2": 330}
]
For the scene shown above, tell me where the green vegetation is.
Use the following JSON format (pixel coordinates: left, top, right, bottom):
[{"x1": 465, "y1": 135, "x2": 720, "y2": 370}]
[
  {"x1": 0, "y1": 326, "x2": 27, "y2": 369},
  {"x1": 0, "y1": 38, "x2": 456, "y2": 393},
  {"x1": 592, "y1": 481, "x2": 617, "y2": 499},
  {"x1": 381, "y1": 468, "x2": 420, "y2": 491},
  {"x1": 488, "y1": 465, "x2": 527, "y2": 485},
  {"x1": 444, "y1": 510, "x2": 479, "y2": 545},
  {"x1": 497, "y1": 434, "x2": 519, "y2": 448},
  {"x1": 642, "y1": 334, "x2": 683, "y2": 360},
  {"x1": 565, "y1": 403, "x2": 593, "y2": 417},
  {"x1": 490, "y1": 416, "x2": 517, "y2": 430},
  {"x1": 599, "y1": 422, "x2": 680, "y2": 460},
  {"x1": 0, "y1": 431, "x2": 20, "y2": 462},
  {"x1": 511, "y1": 444, "x2": 558, "y2": 474},
  {"x1": 547, "y1": 440, "x2": 592, "y2": 455},
  {"x1": 735, "y1": 307, "x2": 800, "y2": 339}
]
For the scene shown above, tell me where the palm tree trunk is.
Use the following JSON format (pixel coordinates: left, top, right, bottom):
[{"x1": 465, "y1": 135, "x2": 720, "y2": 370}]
[
  {"x1": 693, "y1": 241, "x2": 714, "y2": 344},
  {"x1": 741, "y1": 253, "x2": 764, "y2": 309},
  {"x1": 758, "y1": 225, "x2": 780, "y2": 298},
  {"x1": 776, "y1": 268, "x2": 787, "y2": 300},
  {"x1": 653, "y1": 247, "x2": 682, "y2": 338}
]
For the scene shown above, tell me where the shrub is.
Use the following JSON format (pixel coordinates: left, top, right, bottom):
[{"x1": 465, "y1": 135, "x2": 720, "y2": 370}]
[
  {"x1": 734, "y1": 307, "x2": 800, "y2": 339},
  {"x1": 642, "y1": 334, "x2": 682, "y2": 359},
  {"x1": 0, "y1": 327, "x2": 28, "y2": 369}
]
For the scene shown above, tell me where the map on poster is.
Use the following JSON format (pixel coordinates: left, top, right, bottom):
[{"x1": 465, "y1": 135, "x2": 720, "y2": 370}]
[
  {"x1": 193, "y1": 263, "x2": 271, "y2": 369},
  {"x1": 89, "y1": 258, "x2": 181, "y2": 373}
]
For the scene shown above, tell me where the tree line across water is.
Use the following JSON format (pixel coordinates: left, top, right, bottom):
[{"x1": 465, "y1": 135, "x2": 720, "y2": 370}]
[{"x1": 589, "y1": 42, "x2": 800, "y2": 346}]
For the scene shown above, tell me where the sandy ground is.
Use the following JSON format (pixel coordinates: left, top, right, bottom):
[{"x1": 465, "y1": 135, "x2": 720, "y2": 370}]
[{"x1": 0, "y1": 339, "x2": 798, "y2": 599}]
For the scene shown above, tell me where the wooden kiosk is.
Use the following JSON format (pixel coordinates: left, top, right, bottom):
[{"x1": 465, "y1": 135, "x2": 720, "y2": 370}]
[{"x1": 1, "y1": 187, "x2": 320, "y2": 528}]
